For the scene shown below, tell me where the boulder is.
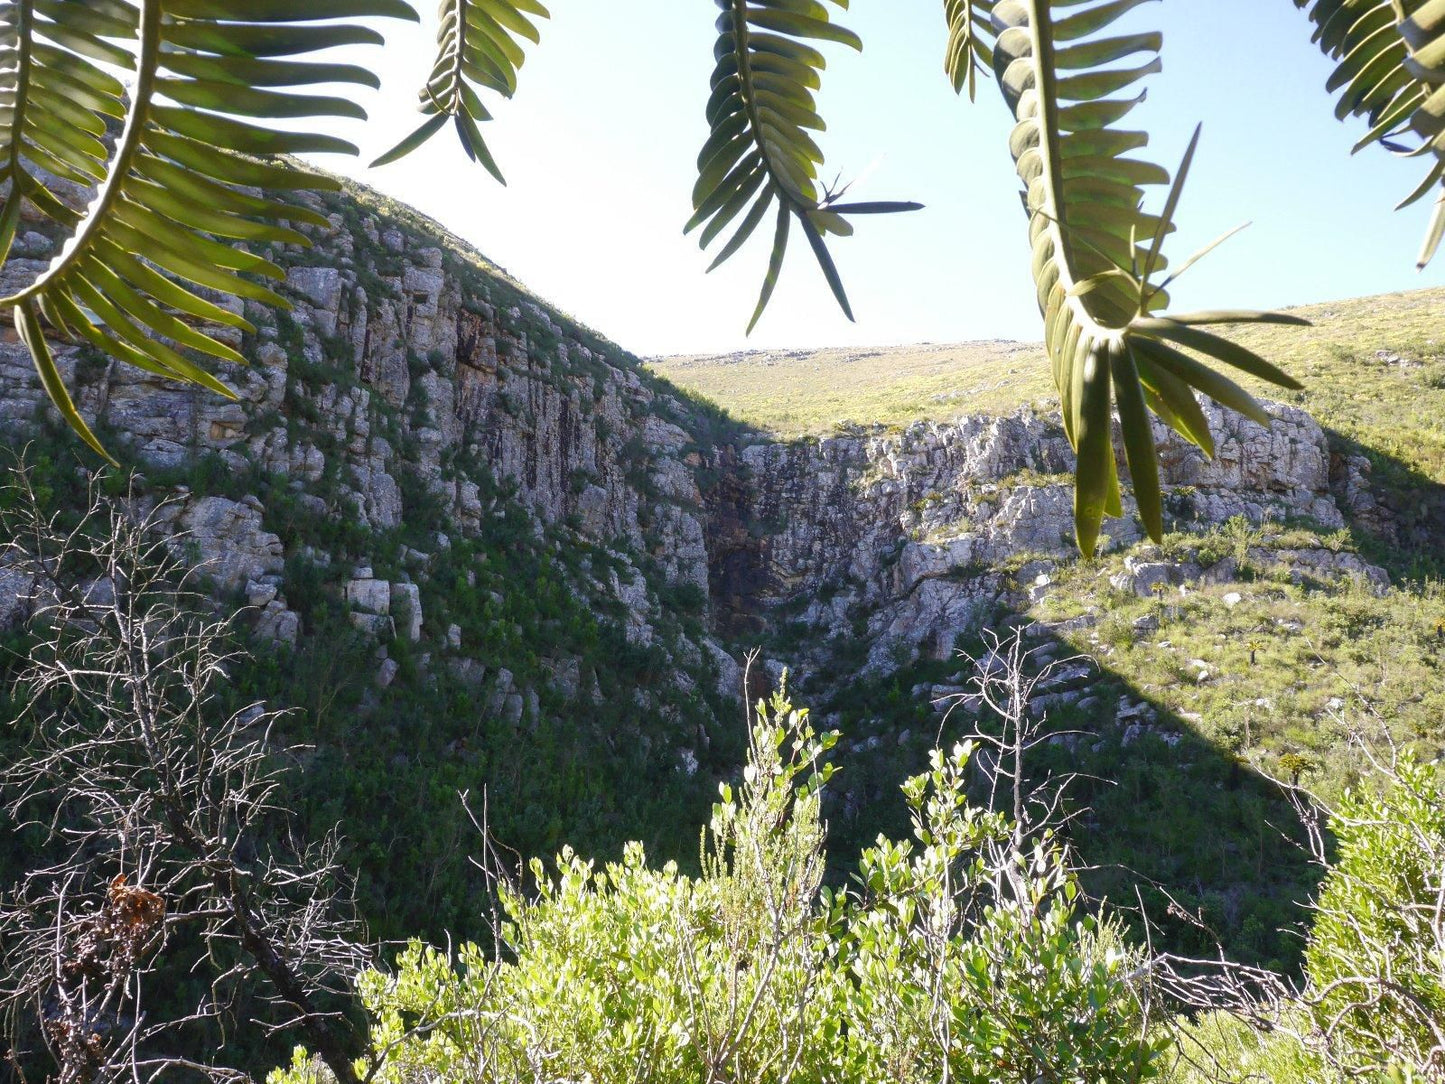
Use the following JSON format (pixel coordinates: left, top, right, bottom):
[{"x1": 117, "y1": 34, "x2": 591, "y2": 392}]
[
  {"x1": 390, "y1": 582, "x2": 423, "y2": 642},
  {"x1": 345, "y1": 577, "x2": 391, "y2": 615},
  {"x1": 0, "y1": 565, "x2": 36, "y2": 630},
  {"x1": 170, "y1": 496, "x2": 284, "y2": 593}
]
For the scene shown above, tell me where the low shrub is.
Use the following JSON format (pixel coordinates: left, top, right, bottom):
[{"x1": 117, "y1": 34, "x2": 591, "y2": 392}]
[{"x1": 273, "y1": 691, "x2": 1168, "y2": 1084}]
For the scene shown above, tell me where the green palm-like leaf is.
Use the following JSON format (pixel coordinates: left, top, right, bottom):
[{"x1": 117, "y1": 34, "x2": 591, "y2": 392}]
[
  {"x1": 978, "y1": 0, "x2": 1306, "y2": 554},
  {"x1": 0, "y1": 0, "x2": 418, "y2": 458},
  {"x1": 944, "y1": 0, "x2": 997, "y2": 100},
  {"x1": 1295, "y1": 0, "x2": 1445, "y2": 268},
  {"x1": 691, "y1": 0, "x2": 921, "y2": 334},
  {"x1": 372, "y1": 0, "x2": 548, "y2": 178},
  {"x1": 0, "y1": 0, "x2": 132, "y2": 261}
]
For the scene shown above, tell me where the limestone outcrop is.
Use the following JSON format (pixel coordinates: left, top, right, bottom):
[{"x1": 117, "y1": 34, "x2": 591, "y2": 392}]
[
  {"x1": 0, "y1": 180, "x2": 1390, "y2": 741},
  {"x1": 709, "y1": 400, "x2": 1372, "y2": 672}
]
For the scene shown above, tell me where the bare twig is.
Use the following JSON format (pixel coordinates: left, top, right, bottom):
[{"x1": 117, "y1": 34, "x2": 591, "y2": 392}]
[{"x1": 0, "y1": 460, "x2": 370, "y2": 1084}]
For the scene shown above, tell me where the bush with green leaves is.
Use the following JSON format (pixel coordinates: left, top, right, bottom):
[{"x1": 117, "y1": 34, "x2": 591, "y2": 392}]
[
  {"x1": 271, "y1": 690, "x2": 1167, "y2": 1084},
  {"x1": 1302, "y1": 755, "x2": 1445, "y2": 1081},
  {"x1": 1168, "y1": 756, "x2": 1445, "y2": 1084},
  {"x1": 1166, "y1": 1010, "x2": 1322, "y2": 1084}
]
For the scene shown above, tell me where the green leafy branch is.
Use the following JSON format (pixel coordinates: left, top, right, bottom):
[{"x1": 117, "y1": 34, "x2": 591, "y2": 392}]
[
  {"x1": 373, "y1": 0, "x2": 549, "y2": 177},
  {"x1": 971, "y1": 0, "x2": 1306, "y2": 553},
  {"x1": 689, "y1": 0, "x2": 921, "y2": 334},
  {"x1": 944, "y1": 0, "x2": 998, "y2": 99},
  {"x1": 1295, "y1": 0, "x2": 1445, "y2": 268},
  {"x1": 0, "y1": 0, "x2": 416, "y2": 461}
]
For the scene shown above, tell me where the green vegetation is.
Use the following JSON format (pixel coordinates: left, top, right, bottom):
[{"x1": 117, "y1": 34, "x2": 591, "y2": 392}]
[
  {"x1": 273, "y1": 693, "x2": 1167, "y2": 1084},
  {"x1": 0, "y1": 431, "x2": 735, "y2": 952},
  {"x1": 794, "y1": 512, "x2": 1445, "y2": 970},
  {"x1": 267, "y1": 692, "x2": 1445, "y2": 1084},
  {"x1": 1029, "y1": 525, "x2": 1442, "y2": 958},
  {"x1": 242, "y1": 520, "x2": 733, "y2": 946},
  {"x1": 1170, "y1": 757, "x2": 1445, "y2": 1083},
  {"x1": 5, "y1": 278, "x2": 1443, "y2": 1080},
  {"x1": 1303, "y1": 756, "x2": 1445, "y2": 1079},
  {"x1": 4, "y1": 2, "x2": 1444, "y2": 1077},
  {"x1": 8, "y1": 450, "x2": 1440, "y2": 1083},
  {"x1": 654, "y1": 284, "x2": 1445, "y2": 969}
]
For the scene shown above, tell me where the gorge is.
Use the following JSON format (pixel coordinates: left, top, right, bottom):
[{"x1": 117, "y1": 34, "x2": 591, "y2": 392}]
[{"x1": 0, "y1": 179, "x2": 1435, "y2": 968}]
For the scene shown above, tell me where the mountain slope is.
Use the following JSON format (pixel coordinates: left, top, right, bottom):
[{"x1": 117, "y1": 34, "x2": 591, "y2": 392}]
[
  {"x1": 656, "y1": 288, "x2": 1445, "y2": 968},
  {"x1": 0, "y1": 179, "x2": 1438, "y2": 980},
  {"x1": 0, "y1": 180, "x2": 746, "y2": 946}
]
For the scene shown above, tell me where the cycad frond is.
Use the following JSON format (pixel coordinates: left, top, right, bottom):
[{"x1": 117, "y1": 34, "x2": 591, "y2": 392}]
[
  {"x1": 0, "y1": 1, "x2": 130, "y2": 258},
  {"x1": 372, "y1": 0, "x2": 549, "y2": 177},
  {"x1": 0, "y1": 0, "x2": 417, "y2": 461},
  {"x1": 983, "y1": 0, "x2": 1306, "y2": 554},
  {"x1": 692, "y1": 0, "x2": 920, "y2": 334},
  {"x1": 944, "y1": 0, "x2": 997, "y2": 100},
  {"x1": 1295, "y1": 0, "x2": 1445, "y2": 268}
]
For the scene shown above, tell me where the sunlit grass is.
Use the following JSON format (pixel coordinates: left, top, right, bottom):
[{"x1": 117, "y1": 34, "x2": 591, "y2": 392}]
[{"x1": 649, "y1": 285, "x2": 1445, "y2": 487}]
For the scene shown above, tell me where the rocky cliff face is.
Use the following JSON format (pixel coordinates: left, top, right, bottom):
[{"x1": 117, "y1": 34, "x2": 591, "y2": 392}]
[
  {"x1": 0, "y1": 183, "x2": 768, "y2": 937},
  {"x1": 707, "y1": 397, "x2": 1378, "y2": 679},
  {"x1": 0, "y1": 179, "x2": 1388, "y2": 819},
  {"x1": 0, "y1": 185, "x2": 720, "y2": 670}
]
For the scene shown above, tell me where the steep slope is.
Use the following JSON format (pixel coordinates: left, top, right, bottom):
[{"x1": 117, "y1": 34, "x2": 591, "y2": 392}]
[
  {"x1": 0, "y1": 180, "x2": 1436, "y2": 971},
  {"x1": 660, "y1": 289, "x2": 1445, "y2": 967},
  {"x1": 704, "y1": 397, "x2": 1414, "y2": 967},
  {"x1": 0, "y1": 183, "x2": 745, "y2": 943}
]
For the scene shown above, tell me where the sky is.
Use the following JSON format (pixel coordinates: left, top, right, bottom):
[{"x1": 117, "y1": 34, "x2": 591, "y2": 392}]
[{"x1": 310, "y1": 1, "x2": 1445, "y2": 358}]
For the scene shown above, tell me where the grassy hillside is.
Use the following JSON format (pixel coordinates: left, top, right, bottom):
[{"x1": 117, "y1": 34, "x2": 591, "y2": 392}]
[
  {"x1": 650, "y1": 339, "x2": 1053, "y2": 437},
  {"x1": 671, "y1": 287, "x2": 1445, "y2": 969},
  {"x1": 813, "y1": 520, "x2": 1445, "y2": 969},
  {"x1": 649, "y1": 287, "x2": 1444, "y2": 458}
]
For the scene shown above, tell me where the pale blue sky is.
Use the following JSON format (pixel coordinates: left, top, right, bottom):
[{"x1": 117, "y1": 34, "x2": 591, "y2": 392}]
[{"x1": 318, "y1": 1, "x2": 1444, "y2": 357}]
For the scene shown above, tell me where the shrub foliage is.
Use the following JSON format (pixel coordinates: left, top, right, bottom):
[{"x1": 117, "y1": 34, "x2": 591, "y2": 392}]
[{"x1": 274, "y1": 690, "x2": 1167, "y2": 1084}]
